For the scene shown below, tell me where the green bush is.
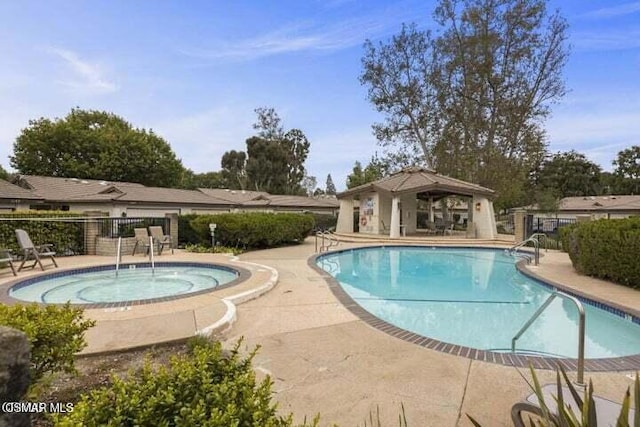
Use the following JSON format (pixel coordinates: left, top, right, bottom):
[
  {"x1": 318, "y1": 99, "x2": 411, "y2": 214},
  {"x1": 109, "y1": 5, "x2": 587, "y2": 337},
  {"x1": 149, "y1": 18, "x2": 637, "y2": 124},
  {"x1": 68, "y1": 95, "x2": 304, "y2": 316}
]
[
  {"x1": 310, "y1": 213, "x2": 337, "y2": 231},
  {"x1": 54, "y1": 340, "x2": 300, "y2": 427},
  {"x1": 178, "y1": 213, "x2": 200, "y2": 246},
  {"x1": 184, "y1": 243, "x2": 245, "y2": 255},
  {"x1": 0, "y1": 303, "x2": 95, "y2": 384},
  {"x1": 0, "y1": 211, "x2": 85, "y2": 256},
  {"x1": 190, "y1": 213, "x2": 314, "y2": 250},
  {"x1": 560, "y1": 217, "x2": 640, "y2": 288}
]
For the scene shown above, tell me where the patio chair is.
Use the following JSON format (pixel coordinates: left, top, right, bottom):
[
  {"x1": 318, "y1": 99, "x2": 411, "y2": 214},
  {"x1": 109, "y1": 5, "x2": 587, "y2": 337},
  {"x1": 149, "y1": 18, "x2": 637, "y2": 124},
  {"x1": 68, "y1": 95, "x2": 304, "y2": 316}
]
[
  {"x1": 132, "y1": 228, "x2": 151, "y2": 256},
  {"x1": 14, "y1": 229, "x2": 58, "y2": 271},
  {"x1": 148, "y1": 226, "x2": 173, "y2": 255},
  {"x1": 511, "y1": 384, "x2": 635, "y2": 427},
  {"x1": 0, "y1": 248, "x2": 17, "y2": 276}
]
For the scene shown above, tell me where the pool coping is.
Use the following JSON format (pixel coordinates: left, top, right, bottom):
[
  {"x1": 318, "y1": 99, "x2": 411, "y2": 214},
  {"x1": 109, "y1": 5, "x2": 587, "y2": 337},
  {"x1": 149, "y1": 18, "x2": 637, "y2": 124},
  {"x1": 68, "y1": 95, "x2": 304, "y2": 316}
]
[
  {"x1": 308, "y1": 245, "x2": 640, "y2": 372},
  {"x1": 0, "y1": 261, "x2": 252, "y2": 309}
]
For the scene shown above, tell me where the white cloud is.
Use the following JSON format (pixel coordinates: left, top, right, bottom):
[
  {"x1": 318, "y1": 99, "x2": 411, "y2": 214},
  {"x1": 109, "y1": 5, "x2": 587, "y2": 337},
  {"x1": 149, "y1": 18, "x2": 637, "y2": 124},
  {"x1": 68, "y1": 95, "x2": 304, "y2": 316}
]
[
  {"x1": 180, "y1": 5, "x2": 421, "y2": 62},
  {"x1": 47, "y1": 47, "x2": 118, "y2": 95},
  {"x1": 572, "y1": 29, "x2": 640, "y2": 51},
  {"x1": 580, "y1": 2, "x2": 640, "y2": 19}
]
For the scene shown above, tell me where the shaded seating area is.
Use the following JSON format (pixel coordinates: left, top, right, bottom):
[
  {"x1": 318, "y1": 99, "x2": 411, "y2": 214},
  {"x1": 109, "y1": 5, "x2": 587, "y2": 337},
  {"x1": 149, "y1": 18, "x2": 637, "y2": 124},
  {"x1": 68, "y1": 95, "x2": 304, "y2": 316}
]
[
  {"x1": 0, "y1": 248, "x2": 17, "y2": 276},
  {"x1": 148, "y1": 226, "x2": 173, "y2": 255},
  {"x1": 15, "y1": 229, "x2": 58, "y2": 271}
]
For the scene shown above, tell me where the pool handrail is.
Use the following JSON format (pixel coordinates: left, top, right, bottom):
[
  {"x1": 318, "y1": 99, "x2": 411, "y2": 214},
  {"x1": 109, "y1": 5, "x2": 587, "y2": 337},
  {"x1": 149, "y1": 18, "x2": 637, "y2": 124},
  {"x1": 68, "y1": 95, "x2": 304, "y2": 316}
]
[
  {"x1": 149, "y1": 236, "x2": 155, "y2": 275},
  {"x1": 316, "y1": 230, "x2": 339, "y2": 253},
  {"x1": 511, "y1": 290, "x2": 585, "y2": 386},
  {"x1": 509, "y1": 234, "x2": 546, "y2": 266},
  {"x1": 115, "y1": 236, "x2": 122, "y2": 277}
]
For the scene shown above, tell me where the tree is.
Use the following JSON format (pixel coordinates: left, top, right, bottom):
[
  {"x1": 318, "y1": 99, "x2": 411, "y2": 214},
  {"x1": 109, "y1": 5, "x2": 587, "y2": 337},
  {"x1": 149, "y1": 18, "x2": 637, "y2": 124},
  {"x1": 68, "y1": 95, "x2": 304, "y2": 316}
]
[
  {"x1": 534, "y1": 151, "x2": 602, "y2": 198},
  {"x1": 11, "y1": 109, "x2": 185, "y2": 187},
  {"x1": 360, "y1": 0, "x2": 569, "y2": 208},
  {"x1": 613, "y1": 146, "x2": 640, "y2": 194},
  {"x1": 301, "y1": 175, "x2": 317, "y2": 197},
  {"x1": 325, "y1": 174, "x2": 337, "y2": 195},
  {"x1": 220, "y1": 150, "x2": 247, "y2": 190},
  {"x1": 0, "y1": 165, "x2": 9, "y2": 181},
  {"x1": 346, "y1": 156, "x2": 387, "y2": 189},
  {"x1": 192, "y1": 171, "x2": 226, "y2": 189},
  {"x1": 221, "y1": 108, "x2": 310, "y2": 194}
]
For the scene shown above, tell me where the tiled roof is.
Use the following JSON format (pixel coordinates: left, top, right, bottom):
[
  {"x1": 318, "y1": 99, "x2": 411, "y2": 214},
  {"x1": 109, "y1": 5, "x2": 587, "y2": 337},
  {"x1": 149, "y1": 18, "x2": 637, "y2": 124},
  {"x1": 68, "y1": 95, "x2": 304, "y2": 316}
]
[
  {"x1": 0, "y1": 179, "x2": 43, "y2": 200},
  {"x1": 242, "y1": 194, "x2": 339, "y2": 208},
  {"x1": 337, "y1": 167, "x2": 495, "y2": 199},
  {"x1": 559, "y1": 195, "x2": 640, "y2": 212},
  {"x1": 13, "y1": 175, "x2": 143, "y2": 201},
  {"x1": 198, "y1": 188, "x2": 270, "y2": 203}
]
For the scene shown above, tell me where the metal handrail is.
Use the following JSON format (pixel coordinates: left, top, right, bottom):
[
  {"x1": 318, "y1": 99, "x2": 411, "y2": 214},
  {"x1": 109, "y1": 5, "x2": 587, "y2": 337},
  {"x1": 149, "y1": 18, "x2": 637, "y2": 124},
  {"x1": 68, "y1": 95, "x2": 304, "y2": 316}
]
[
  {"x1": 149, "y1": 236, "x2": 155, "y2": 275},
  {"x1": 512, "y1": 290, "x2": 585, "y2": 385},
  {"x1": 316, "y1": 230, "x2": 339, "y2": 253},
  {"x1": 115, "y1": 236, "x2": 122, "y2": 277},
  {"x1": 509, "y1": 235, "x2": 541, "y2": 265}
]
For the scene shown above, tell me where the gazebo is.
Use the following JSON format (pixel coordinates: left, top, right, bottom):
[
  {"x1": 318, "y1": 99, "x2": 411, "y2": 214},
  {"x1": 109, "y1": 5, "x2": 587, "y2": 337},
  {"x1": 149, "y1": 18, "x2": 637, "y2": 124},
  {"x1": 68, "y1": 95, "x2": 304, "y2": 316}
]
[{"x1": 336, "y1": 167, "x2": 498, "y2": 239}]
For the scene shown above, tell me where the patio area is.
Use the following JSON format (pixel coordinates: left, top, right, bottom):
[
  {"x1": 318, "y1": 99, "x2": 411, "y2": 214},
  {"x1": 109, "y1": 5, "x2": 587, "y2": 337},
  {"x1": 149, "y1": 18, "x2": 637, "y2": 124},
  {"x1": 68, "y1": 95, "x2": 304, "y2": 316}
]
[{"x1": 1, "y1": 237, "x2": 638, "y2": 425}]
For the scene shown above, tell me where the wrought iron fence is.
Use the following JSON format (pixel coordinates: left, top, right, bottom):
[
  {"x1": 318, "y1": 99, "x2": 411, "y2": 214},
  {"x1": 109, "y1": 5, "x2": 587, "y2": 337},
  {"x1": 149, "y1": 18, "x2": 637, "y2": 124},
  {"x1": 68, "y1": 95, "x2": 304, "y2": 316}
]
[
  {"x1": 0, "y1": 216, "x2": 169, "y2": 256},
  {"x1": 96, "y1": 217, "x2": 169, "y2": 238},
  {"x1": 495, "y1": 214, "x2": 515, "y2": 235},
  {"x1": 524, "y1": 216, "x2": 577, "y2": 250}
]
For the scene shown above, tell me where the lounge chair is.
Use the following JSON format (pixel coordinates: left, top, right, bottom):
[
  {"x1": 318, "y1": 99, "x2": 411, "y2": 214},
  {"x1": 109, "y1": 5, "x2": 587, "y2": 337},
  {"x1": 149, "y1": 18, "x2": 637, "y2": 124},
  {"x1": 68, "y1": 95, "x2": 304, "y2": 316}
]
[
  {"x1": 148, "y1": 226, "x2": 173, "y2": 255},
  {"x1": 0, "y1": 248, "x2": 17, "y2": 276},
  {"x1": 132, "y1": 228, "x2": 151, "y2": 256},
  {"x1": 15, "y1": 229, "x2": 58, "y2": 271},
  {"x1": 511, "y1": 384, "x2": 635, "y2": 426}
]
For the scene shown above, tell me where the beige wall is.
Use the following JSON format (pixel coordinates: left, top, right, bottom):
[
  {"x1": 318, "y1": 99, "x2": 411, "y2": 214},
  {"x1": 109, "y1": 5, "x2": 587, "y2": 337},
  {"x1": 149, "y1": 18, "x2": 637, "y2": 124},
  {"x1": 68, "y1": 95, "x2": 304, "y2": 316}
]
[
  {"x1": 400, "y1": 194, "x2": 417, "y2": 234},
  {"x1": 358, "y1": 192, "x2": 381, "y2": 234},
  {"x1": 472, "y1": 196, "x2": 497, "y2": 239}
]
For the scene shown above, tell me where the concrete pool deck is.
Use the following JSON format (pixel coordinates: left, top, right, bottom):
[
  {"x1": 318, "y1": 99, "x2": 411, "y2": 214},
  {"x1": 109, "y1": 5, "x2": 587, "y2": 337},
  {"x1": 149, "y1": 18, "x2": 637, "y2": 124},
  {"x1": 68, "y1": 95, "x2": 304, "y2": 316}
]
[{"x1": 1, "y1": 239, "x2": 638, "y2": 425}]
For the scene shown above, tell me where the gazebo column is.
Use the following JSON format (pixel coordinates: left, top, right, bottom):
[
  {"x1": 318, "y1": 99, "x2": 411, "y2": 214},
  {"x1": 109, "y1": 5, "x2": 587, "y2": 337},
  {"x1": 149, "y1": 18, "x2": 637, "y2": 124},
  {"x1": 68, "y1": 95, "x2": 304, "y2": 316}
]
[
  {"x1": 428, "y1": 197, "x2": 434, "y2": 222},
  {"x1": 390, "y1": 196, "x2": 401, "y2": 238},
  {"x1": 336, "y1": 198, "x2": 354, "y2": 233}
]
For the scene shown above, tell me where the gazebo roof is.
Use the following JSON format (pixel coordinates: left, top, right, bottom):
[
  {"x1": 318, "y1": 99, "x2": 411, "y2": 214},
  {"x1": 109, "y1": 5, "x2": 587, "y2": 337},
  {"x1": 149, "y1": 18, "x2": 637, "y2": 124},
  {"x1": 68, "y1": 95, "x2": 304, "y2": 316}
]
[{"x1": 337, "y1": 167, "x2": 495, "y2": 199}]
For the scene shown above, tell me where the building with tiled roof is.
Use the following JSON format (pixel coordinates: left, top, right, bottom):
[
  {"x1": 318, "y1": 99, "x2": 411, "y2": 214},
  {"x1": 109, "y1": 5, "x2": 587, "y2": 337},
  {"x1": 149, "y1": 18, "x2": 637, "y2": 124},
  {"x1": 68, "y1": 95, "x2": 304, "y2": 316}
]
[
  {"x1": 520, "y1": 195, "x2": 640, "y2": 220},
  {"x1": 0, "y1": 179, "x2": 43, "y2": 211}
]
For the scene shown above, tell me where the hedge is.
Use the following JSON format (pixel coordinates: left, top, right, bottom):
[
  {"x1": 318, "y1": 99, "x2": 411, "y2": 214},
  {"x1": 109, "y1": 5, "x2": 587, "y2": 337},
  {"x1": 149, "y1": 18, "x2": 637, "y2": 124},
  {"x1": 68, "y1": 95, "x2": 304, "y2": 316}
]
[
  {"x1": 189, "y1": 213, "x2": 315, "y2": 250},
  {"x1": 0, "y1": 211, "x2": 85, "y2": 256},
  {"x1": 559, "y1": 217, "x2": 640, "y2": 289}
]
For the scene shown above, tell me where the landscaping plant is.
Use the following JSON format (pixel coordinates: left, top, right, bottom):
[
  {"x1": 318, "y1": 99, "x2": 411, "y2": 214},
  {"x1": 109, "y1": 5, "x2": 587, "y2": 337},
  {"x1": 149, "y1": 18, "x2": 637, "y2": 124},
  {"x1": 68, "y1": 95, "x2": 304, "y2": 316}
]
[{"x1": 0, "y1": 303, "x2": 95, "y2": 385}]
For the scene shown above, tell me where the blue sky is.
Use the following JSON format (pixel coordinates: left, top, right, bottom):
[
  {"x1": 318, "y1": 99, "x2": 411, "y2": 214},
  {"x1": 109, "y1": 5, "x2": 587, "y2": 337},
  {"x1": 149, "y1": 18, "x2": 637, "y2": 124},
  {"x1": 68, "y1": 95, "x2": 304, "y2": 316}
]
[{"x1": 1, "y1": 1, "x2": 638, "y2": 191}]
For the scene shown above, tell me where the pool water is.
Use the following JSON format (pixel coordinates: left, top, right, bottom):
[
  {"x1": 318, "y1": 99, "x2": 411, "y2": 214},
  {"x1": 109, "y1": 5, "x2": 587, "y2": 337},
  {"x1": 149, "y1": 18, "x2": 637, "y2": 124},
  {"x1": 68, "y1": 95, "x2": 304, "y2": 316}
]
[
  {"x1": 9, "y1": 264, "x2": 238, "y2": 304},
  {"x1": 316, "y1": 247, "x2": 640, "y2": 359}
]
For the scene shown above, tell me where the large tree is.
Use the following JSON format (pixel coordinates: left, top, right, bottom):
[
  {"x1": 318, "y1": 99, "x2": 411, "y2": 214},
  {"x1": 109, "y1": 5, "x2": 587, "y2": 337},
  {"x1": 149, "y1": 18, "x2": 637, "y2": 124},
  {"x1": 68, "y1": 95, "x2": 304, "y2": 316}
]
[
  {"x1": 534, "y1": 151, "x2": 602, "y2": 198},
  {"x1": 346, "y1": 156, "x2": 388, "y2": 189},
  {"x1": 613, "y1": 146, "x2": 640, "y2": 194},
  {"x1": 360, "y1": 0, "x2": 569, "y2": 209},
  {"x1": 325, "y1": 174, "x2": 337, "y2": 195},
  {"x1": 221, "y1": 108, "x2": 310, "y2": 194},
  {"x1": 11, "y1": 109, "x2": 185, "y2": 187}
]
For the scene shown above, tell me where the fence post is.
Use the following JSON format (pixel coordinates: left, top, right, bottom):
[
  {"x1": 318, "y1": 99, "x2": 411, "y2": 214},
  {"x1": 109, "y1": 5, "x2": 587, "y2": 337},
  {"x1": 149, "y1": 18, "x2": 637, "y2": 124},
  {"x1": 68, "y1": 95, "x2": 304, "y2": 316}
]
[
  {"x1": 83, "y1": 211, "x2": 105, "y2": 256},
  {"x1": 513, "y1": 209, "x2": 526, "y2": 243},
  {"x1": 166, "y1": 213, "x2": 179, "y2": 249}
]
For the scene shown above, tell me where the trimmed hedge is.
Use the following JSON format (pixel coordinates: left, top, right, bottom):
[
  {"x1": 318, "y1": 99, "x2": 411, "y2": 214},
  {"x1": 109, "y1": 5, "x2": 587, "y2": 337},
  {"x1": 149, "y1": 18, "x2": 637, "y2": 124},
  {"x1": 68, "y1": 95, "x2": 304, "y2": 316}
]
[
  {"x1": 0, "y1": 211, "x2": 85, "y2": 256},
  {"x1": 560, "y1": 217, "x2": 640, "y2": 288},
  {"x1": 309, "y1": 213, "x2": 337, "y2": 232},
  {"x1": 190, "y1": 213, "x2": 315, "y2": 250},
  {"x1": 178, "y1": 213, "x2": 200, "y2": 246}
]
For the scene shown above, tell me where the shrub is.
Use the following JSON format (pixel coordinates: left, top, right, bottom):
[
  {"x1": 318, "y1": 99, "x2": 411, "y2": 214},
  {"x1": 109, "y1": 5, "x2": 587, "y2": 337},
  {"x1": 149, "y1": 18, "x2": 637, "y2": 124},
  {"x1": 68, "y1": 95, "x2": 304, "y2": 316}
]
[
  {"x1": 178, "y1": 213, "x2": 200, "y2": 246},
  {"x1": 190, "y1": 213, "x2": 314, "y2": 250},
  {"x1": 184, "y1": 243, "x2": 245, "y2": 255},
  {"x1": 0, "y1": 303, "x2": 95, "y2": 384},
  {"x1": 0, "y1": 211, "x2": 85, "y2": 256},
  {"x1": 560, "y1": 217, "x2": 640, "y2": 288},
  {"x1": 310, "y1": 213, "x2": 337, "y2": 232},
  {"x1": 54, "y1": 340, "x2": 300, "y2": 427}
]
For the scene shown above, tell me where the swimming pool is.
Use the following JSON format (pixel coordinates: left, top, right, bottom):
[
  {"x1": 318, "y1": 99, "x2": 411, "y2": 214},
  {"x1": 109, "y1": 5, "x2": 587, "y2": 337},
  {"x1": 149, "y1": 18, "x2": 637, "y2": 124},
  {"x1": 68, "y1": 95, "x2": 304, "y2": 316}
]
[
  {"x1": 9, "y1": 262, "x2": 240, "y2": 305},
  {"x1": 315, "y1": 247, "x2": 640, "y2": 360}
]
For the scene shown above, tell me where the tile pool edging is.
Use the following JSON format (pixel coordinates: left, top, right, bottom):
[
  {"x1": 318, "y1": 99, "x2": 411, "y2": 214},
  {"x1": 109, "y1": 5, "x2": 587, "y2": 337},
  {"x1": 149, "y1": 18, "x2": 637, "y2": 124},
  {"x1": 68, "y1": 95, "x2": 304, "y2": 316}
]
[
  {"x1": 1, "y1": 261, "x2": 252, "y2": 309},
  {"x1": 308, "y1": 245, "x2": 640, "y2": 372}
]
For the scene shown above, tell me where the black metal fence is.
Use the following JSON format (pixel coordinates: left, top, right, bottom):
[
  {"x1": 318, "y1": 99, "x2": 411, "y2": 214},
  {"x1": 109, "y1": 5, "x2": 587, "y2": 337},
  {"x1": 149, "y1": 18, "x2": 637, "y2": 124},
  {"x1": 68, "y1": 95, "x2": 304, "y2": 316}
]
[
  {"x1": 0, "y1": 216, "x2": 168, "y2": 256},
  {"x1": 96, "y1": 217, "x2": 169, "y2": 238},
  {"x1": 524, "y1": 216, "x2": 577, "y2": 250}
]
